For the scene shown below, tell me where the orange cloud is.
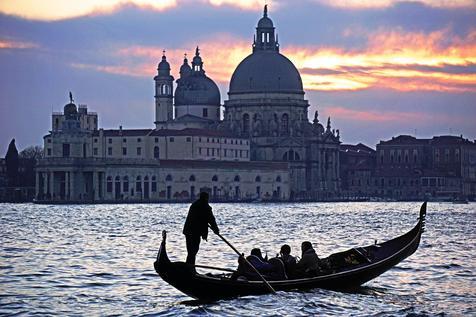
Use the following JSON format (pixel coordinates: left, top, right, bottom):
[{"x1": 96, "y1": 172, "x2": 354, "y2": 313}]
[
  {"x1": 208, "y1": 0, "x2": 276, "y2": 10},
  {"x1": 74, "y1": 35, "x2": 250, "y2": 83},
  {"x1": 0, "y1": 0, "x2": 177, "y2": 21},
  {"x1": 71, "y1": 28, "x2": 476, "y2": 93},
  {"x1": 314, "y1": 0, "x2": 476, "y2": 9},
  {"x1": 286, "y1": 27, "x2": 476, "y2": 92},
  {"x1": 0, "y1": 39, "x2": 38, "y2": 49},
  {"x1": 326, "y1": 106, "x2": 464, "y2": 125}
]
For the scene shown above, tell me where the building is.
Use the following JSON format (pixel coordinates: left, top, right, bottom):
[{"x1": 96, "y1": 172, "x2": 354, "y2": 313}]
[
  {"x1": 374, "y1": 135, "x2": 476, "y2": 200},
  {"x1": 339, "y1": 143, "x2": 376, "y2": 199},
  {"x1": 35, "y1": 6, "x2": 340, "y2": 203},
  {"x1": 340, "y1": 135, "x2": 476, "y2": 201}
]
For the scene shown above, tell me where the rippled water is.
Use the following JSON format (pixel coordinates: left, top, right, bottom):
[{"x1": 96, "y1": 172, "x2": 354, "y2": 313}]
[{"x1": 1, "y1": 202, "x2": 475, "y2": 316}]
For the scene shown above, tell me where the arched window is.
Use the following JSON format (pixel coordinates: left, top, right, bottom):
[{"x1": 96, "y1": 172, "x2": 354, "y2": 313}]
[
  {"x1": 123, "y1": 176, "x2": 129, "y2": 192},
  {"x1": 295, "y1": 152, "x2": 301, "y2": 161},
  {"x1": 289, "y1": 150, "x2": 295, "y2": 161},
  {"x1": 212, "y1": 175, "x2": 218, "y2": 182},
  {"x1": 154, "y1": 146, "x2": 160, "y2": 159},
  {"x1": 255, "y1": 176, "x2": 261, "y2": 182},
  {"x1": 107, "y1": 176, "x2": 113, "y2": 193},
  {"x1": 136, "y1": 176, "x2": 142, "y2": 192},
  {"x1": 242, "y1": 113, "x2": 250, "y2": 135},
  {"x1": 189, "y1": 175, "x2": 196, "y2": 182},
  {"x1": 282, "y1": 152, "x2": 288, "y2": 161},
  {"x1": 234, "y1": 175, "x2": 240, "y2": 182},
  {"x1": 166, "y1": 174, "x2": 173, "y2": 182},
  {"x1": 281, "y1": 114, "x2": 289, "y2": 135},
  {"x1": 276, "y1": 176, "x2": 281, "y2": 182}
]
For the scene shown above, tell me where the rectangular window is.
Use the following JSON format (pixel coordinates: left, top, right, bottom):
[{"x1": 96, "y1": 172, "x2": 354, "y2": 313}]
[
  {"x1": 108, "y1": 147, "x2": 112, "y2": 156},
  {"x1": 224, "y1": 149, "x2": 227, "y2": 157},
  {"x1": 207, "y1": 148, "x2": 210, "y2": 156},
  {"x1": 199, "y1": 148, "x2": 202, "y2": 155},
  {"x1": 47, "y1": 139, "x2": 51, "y2": 143},
  {"x1": 108, "y1": 138, "x2": 112, "y2": 144},
  {"x1": 93, "y1": 148, "x2": 98, "y2": 155},
  {"x1": 155, "y1": 137, "x2": 159, "y2": 143},
  {"x1": 203, "y1": 108, "x2": 208, "y2": 117},
  {"x1": 152, "y1": 182, "x2": 157, "y2": 192},
  {"x1": 122, "y1": 147, "x2": 127, "y2": 155},
  {"x1": 170, "y1": 137, "x2": 174, "y2": 142},
  {"x1": 62, "y1": 143, "x2": 70, "y2": 157},
  {"x1": 123, "y1": 138, "x2": 127, "y2": 143},
  {"x1": 47, "y1": 148, "x2": 52, "y2": 156},
  {"x1": 186, "y1": 137, "x2": 191, "y2": 142},
  {"x1": 212, "y1": 148, "x2": 215, "y2": 156},
  {"x1": 137, "y1": 138, "x2": 141, "y2": 143},
  {"x1": 137, "y1": 147, "x2": 142, "y2": 156},
  {"x1": 94, "y1": 138, "x2": 98, "y2": 143}
]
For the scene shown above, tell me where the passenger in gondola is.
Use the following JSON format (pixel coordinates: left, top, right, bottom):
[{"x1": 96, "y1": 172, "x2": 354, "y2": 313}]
[
  {"x1": 182, "y1": 192, "x2": 219, "y2": 266},
  {"x1": 278, "y1": 244, "x2": 297, "y2": 277},
  {"x1": 295, "y1": 241, "x2": 321, "y2": 277},
  {"x1": 231, "y1": 248, "x2": 274, "y2": 280}
]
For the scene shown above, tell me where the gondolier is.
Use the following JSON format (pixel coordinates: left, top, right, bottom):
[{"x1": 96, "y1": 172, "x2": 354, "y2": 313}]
[{"x1": 183, "y1": 192, "x2": 219, "y2": 265}]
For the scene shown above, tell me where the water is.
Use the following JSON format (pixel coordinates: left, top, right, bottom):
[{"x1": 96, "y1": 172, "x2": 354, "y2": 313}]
[{"x1": 0, "y1": 202, "x2": 474, "y2": 316}]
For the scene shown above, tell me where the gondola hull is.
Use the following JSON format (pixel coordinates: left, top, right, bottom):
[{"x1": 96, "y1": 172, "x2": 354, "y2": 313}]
[{"x1": 154, "y1": 202, "x2": 426, "y2": 301}]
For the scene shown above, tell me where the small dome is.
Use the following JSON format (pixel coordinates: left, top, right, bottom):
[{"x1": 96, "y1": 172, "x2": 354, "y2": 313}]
[
  {"x1": 158, "y1": 55, "x2": 171, "y2": 76},
  {"x1": 180, "y1": 57, "x2": 192, "y2": 78},
  {"x1": 64, "y1": 102, "x2": 77, "y2": 117},
  {"x1": 229, "y1": 50, "x2": 304, "y2": 95},
  {"x1": 175, "y1": 74, "x2": 220, "y2": 106},
  {"x1": 257, "y1": 16, "x2": 273, "y2": 28}
]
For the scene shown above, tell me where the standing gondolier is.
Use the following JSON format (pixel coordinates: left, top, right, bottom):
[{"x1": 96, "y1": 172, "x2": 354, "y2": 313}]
[{"x1": 183, "y1": 192, "x2": 219, "y2": 265}]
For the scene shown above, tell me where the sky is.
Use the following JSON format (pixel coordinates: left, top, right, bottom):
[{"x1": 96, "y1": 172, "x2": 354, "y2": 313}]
[{"x1": 1, "y1": 0, "x2": 475, "y2": 153}]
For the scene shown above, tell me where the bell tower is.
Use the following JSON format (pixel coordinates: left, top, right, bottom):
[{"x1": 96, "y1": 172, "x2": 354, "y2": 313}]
[{"x1": 154, "y1": 51, "x2": 174, "y2": 128}]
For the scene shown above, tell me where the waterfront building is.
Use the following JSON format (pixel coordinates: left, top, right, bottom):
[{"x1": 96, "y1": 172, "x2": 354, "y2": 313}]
[
  {"x1": 35, "y1": 6, "x2": 340, "y2": 203},
  {"x1": 341, "y1": 135, "x2": 476, "y2": 201}
]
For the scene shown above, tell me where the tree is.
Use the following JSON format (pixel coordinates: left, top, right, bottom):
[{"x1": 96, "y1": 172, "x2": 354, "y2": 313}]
[
  {"x1": 19, "y1": 145, "x2": 44, "y2": 161},
  {"x1": 5, "y1": 139, "x2": 19, "y2": 186}
]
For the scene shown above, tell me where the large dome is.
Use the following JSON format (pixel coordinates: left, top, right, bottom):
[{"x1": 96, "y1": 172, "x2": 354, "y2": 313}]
[
  {"x1": 229, "y1": 50, "x2": 304, "y2": 95},
  {"x1": 175, "y1": 74, "x2": 220, "y2": 106}
]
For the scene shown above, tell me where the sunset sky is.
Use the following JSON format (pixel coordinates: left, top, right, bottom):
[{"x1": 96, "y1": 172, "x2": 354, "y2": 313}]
[{"x1": 1, "y1": 0, "x2": 475, "y2": 152}]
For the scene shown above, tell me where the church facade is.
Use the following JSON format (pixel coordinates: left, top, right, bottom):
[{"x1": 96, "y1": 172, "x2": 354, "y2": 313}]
[{"x1": 35, "y1": 6, "x2": 340, "y2": 203}]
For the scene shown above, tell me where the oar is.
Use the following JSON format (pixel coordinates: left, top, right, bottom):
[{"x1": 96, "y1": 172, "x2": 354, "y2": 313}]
[{"x1": 209, "y1": 226, "x2": 276, "y2": 294}]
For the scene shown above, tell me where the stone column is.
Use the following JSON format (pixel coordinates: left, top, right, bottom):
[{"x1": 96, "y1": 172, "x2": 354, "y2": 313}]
[
  {"x1": 65, "y1": 171, "x2": 69, "y2": 201},
  {"x1": 35, "y1": 172, "x2": 40, "y2": 199},
  {"x1": 93, "y1": 172, "x2": 99, "y2": 201},
  {"x1": 49, "y1": 171, "x2": 54, "y2": 200},
  {"x1": 70, "y1": 172, "x2": 75, "y2": 201},
  {"x1": 43, "y1": 172, "x2": 48, "y2": 195}
]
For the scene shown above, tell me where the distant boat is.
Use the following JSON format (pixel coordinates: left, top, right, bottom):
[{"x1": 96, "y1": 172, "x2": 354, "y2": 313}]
[{"x1": 153, "y1": 202, "x2": 427, "y2": 301}]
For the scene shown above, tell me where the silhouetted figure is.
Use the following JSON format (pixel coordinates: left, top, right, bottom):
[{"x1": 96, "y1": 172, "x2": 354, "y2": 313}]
[
  {"x1": 295, "y1": 241, "x2": 320, "y2": 277},
  {"x1": 183, "y1": 192, "x2": 219, "y2": 265},
  {"x1": 278, "y1": 244, "x2": 297, "y2": 277}
]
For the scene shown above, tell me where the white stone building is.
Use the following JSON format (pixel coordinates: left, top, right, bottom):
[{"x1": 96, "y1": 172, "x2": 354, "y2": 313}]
[{"x1": 35, "y1": 6, "x2": 340, "y2": 203}]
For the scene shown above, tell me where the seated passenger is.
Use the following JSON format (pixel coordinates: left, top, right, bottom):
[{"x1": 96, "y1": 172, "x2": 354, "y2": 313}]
[
  {"x1": 278, "y1": 244, "x2": 297, "y2": 277},
  {"x1": 231, "y1": 248, "x2": 274, "y2": 281},
  {"x1": 246, "y1": 248, "x2": 273, "y2": 273},
  {"x1": 295, "y1": 241, "x2": 320, "y2": 277}
]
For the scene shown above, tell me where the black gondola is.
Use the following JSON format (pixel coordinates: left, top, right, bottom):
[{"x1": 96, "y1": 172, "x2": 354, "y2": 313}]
[{"x1": 154, "y1": 202, "x2": 427, "y2": 301}]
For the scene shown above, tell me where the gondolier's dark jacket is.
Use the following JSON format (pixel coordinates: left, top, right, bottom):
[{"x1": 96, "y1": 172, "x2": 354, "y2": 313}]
[{"x1": 183, "y1": 199, "x2": 219, "y2": 240}]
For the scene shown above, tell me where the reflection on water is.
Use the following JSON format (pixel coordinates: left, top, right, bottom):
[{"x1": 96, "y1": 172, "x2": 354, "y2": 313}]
[{"x1": 0, "y1": 202, "x2": 475, "y2": 316}]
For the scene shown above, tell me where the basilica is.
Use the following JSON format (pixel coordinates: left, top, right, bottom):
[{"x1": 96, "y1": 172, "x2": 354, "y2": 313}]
[{"x1": 35, "y1": 6, "x2": 341, "y2": 203}]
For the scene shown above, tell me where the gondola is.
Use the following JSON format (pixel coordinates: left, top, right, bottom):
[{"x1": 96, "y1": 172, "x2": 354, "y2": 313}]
[{"x1": 154, "y1": 202, "x2": 427, "y2": 301}]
